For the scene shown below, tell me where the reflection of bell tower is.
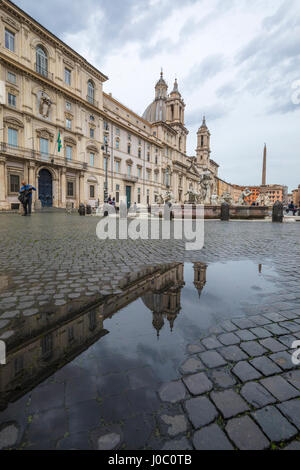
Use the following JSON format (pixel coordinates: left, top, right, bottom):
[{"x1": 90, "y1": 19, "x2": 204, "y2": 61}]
[
  {"x1": 152, "y1": 311, "x2": 165, "y2": 338},
  {"x1": 194, "y1": 263, "x2": 207, "y2": 298},
  {"x1": 163, "y1": 286, "x2": 182, "y2": 332},
  {"x1": 196, "y1": 117, "x2": 211, "y2": 168}
]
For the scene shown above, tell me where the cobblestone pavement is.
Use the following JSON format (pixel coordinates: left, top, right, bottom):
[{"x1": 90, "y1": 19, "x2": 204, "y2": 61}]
[{"x1": 0, "y1": 213, "x2": 299, "y2": 450}]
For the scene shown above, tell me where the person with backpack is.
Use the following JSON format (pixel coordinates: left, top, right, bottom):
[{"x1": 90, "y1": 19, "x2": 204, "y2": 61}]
[{"x1": 18, "y1": 181, "x2": 36, "y2": 216}]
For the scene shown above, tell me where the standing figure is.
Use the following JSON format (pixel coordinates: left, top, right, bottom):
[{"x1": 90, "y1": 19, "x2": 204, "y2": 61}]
[{"x1": 19, "y1": 181, "x2": 37, "y2": 216}]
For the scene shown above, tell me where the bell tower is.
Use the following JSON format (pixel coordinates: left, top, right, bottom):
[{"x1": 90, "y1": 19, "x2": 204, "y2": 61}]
[
  {"x1": 166, "y1": 78, "x2": 188, "y2": 154},
  {"x1": 196, "y1": 117, "x2": 211, "y2": 168},
  {"x1": 166, "y1": 79, "x2": 185, "y2": 125}
]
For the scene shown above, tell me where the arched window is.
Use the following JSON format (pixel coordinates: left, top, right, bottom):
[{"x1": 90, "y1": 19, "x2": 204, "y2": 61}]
[
  {"x1": 36, "y1": 46, "x2": 48, "y2": 77},
  {"x1": 87, "y1": 80, "x2": 95, "y2": 104}
]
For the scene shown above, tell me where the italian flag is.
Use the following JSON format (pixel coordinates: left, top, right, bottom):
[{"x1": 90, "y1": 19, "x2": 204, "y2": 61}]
[{"x1": 57, "y1": 131, "x2": 62, "y2": 152}]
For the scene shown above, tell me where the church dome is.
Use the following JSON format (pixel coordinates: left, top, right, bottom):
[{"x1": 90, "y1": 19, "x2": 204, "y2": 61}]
[{"x1": 142, "y1": 99, "x2": 167, "y2": 123}]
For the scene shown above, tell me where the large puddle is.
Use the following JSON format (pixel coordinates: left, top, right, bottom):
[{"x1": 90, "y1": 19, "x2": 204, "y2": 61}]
[
  {"x1": 0, "y1": 259, "x2": 279, "y2": 420},
  {"x1": 94, "y1": 260, "x2": 278, "y2": 383}
]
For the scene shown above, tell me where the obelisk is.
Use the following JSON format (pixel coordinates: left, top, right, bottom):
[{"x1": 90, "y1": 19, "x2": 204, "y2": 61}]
[{"x1": 262, "y1": 144, "x2": 267, "y2": 186}]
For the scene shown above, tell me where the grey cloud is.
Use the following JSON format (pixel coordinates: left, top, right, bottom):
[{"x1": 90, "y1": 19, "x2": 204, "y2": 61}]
[
  {"x1": 184, "y1": 54, "x2": 225, "y2": 91},
  {"x1": 186, "y1": 103, "x2": 227, "y2": 126},
  {"x1": 216, "y1": 83, "x2": 236, "y2": 98}
]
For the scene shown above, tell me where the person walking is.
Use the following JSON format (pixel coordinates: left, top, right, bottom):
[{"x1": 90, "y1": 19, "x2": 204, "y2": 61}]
[{"x1": 19, "y1": 181, "x2": 36, "y2": 216}]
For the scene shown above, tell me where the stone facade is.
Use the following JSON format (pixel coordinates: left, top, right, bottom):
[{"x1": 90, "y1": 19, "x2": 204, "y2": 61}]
[
  {"x1": 292, "y1": 185, "x2": 300, "y2": 206},
  {"x1": 0, "y1": 0, "x2": 224, "y2": 211}
]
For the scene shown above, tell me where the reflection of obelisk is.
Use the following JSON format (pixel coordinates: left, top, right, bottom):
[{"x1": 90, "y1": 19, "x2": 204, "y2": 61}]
[{"x1": 262, "y1": 144, "x2": 267, "y2": 186}]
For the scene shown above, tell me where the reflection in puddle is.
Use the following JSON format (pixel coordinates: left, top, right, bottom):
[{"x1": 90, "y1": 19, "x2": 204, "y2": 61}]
[{"x1": 0, "y1": 260, "x2": 278, "y2": 411}]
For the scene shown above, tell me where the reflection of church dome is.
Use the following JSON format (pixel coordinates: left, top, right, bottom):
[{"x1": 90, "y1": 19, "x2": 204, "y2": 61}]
[
  {"x1": 142, "y1": 71, "x2": 168, "y2": 123},
  {"x1": 142, "y1": 293, "x2": 164, "y2": 313}
]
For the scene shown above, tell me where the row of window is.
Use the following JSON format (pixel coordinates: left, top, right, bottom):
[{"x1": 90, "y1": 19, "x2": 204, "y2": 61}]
[
  {"x1": 7, "y1": 128, "x2": 96, "y2": 166},
  {"x1": 8, "y1": 173, "x2": 96, "y2": 200},
  {"x1": 5, "y1": 29, "x2": 96, "y2": 103}
]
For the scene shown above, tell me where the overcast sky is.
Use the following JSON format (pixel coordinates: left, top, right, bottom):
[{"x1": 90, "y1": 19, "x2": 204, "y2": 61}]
[{"x1": 14, "y1": 0, "x2": 300, "y2": 191}]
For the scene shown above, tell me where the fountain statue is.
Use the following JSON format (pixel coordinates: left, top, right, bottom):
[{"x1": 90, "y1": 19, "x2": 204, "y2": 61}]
[
  {"x1": 220, "y1": 192, "x2": 234, "y2": 205},
  {"x1": 256, "y1": 193, "x2": 271, "y2": 207},
  {"x1": 157, "y1": 190, "x2": 175, "y2": 205},
  {"x1": 238, "y1": 188, "x2": 252, "y2": 206},
  {"x1": 185, "y1": 189, "x2": 201, "y2": 204},
  {"x1": 210, "y1": 194, "x2": 220, "y2": 205},
  {"x1": 199, "y1": 170, "x2": 213, "y2": 204}
]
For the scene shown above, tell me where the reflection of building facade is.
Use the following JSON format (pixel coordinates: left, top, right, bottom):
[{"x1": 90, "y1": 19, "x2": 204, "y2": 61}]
[{"x1": 0, "y1": 261, "x2": 207, "y2": 409}]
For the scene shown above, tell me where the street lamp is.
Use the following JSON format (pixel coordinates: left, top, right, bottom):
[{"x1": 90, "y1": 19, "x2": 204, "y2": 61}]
[{"x1": 101, "y1": 143, "x2": 109, "y2": 203}]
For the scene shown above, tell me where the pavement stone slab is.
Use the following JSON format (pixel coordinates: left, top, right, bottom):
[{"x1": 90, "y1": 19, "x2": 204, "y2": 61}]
[
  {"x1": 158, "y1": 381, "x2": 187, "y2": 404},
  {"x1": 277, "y1": 399, "x2": 300, "y2": 430},
  {"x1": 270, "y1": 351, "x2": 297, "y2": 371},
  {"x1": 201, "y1": 336, "x2": 222, "y2": 350},
  {"x1": 260, "y1": 376, "x2": 299, "y2": 401},
  {"x1": 185, "y1": 396, "x2": 218, "y2": 429},
  {"x1": 232, "y1": 361, "x2": 262, "y2": 382},
  {"x1": 187, "y1": 343, "x2": 205, "y2": 355},
  {"x1": 210, "y1": 389, "x2": 249, "y2": 419},
  {"x1": 182, "y1": 372, "x2": 213, "y2": 396},
  {"x1": 250, "y1": 356, "x2": 281, "y2": 376},
  {"x1": 159, "y1": 414, "x2": 188, "y2": 437},
  {"x1": 231, "y1": 318, "x2": 256, "y2": 330},
  {"x1": 193, "y1": 424, "x2": 234, "y2": 450},
  {"x1": 179, "y1": 357, "x2": 205, "y2": 375},
  {"x1": 210, "y1": 368, "x2": 237, "y2": 389},
  {"x1": 283, "y1": 370, "x2": 300, "y2": 389},
  {"x1": 250, "y1": 327, "x2": 272, "y2": 339},
  {"x1": 259, "y1": 338, "x2": 287, "y2": 353},
  {"x1": 235, "y1": 330, "x2": 257, "y2": 342},
  {"x1": 218, "y1": 333, "x2": 241, "y2": 346},
  {"x1": 199, "y1": 350, "x2": 227, "y2": 369},
  {"x1": 240, "y1": 341, "x2": 267, "y2": 357},
  {"x1": 219, "y1": 345, "x2": 248, "y2": 362},
  {"x1": 240, "y1": 382, "x2": 276, "y2": 408},
  {"x1": 252, "y1": 406, "x2": 297, "y2": 442},
  {"x1": 225, "y1": 416, "x2": 269, "y2": 450},
  {"x1": 161, "y1": 437, "x2": 193, "y2": 451}
]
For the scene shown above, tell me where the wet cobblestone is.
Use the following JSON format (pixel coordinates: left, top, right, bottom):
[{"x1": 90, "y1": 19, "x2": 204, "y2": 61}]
[{"x1": 0, "y1": 214, "x2": 299, "y2": 449}]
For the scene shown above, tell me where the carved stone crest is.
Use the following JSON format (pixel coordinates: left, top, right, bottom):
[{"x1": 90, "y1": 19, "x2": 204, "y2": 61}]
[{"x1": 39, "y1": 93, "x2": 52, "y2": 118}]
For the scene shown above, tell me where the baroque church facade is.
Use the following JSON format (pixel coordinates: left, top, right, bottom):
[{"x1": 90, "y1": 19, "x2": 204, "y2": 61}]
[{"x1": 0, "y1": 0, "x2": 220, "y2": 211}]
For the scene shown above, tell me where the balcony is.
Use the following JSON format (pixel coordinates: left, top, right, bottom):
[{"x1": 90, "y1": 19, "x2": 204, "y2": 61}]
[
  {"x1": 87, "y1": 95, "x2": 98, "y2": 107},
  {"x1": 0, "y1": 142, "x2": 87, "y2": 171},
  {"x1": 35, "y1": 64, "x2": 54, "y2": 81},
  {"x1": 121, "y1": 173, "x2": 138, "y2": 183}
]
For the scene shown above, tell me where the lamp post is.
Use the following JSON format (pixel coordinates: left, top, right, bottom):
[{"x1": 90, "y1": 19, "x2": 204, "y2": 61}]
[{"x1": 101, "y1": 143, "x2": 109, "y2": 202}]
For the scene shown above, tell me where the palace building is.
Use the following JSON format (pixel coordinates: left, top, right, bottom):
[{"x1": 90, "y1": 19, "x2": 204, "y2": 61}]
[{"x1": 0, "y1": 0, "x2": 222, "y2": 211}]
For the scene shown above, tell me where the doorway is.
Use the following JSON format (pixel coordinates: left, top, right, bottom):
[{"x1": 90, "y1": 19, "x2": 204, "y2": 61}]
[{"x1": 38, "y1": 169, "x2": 53, "y2": 207}]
